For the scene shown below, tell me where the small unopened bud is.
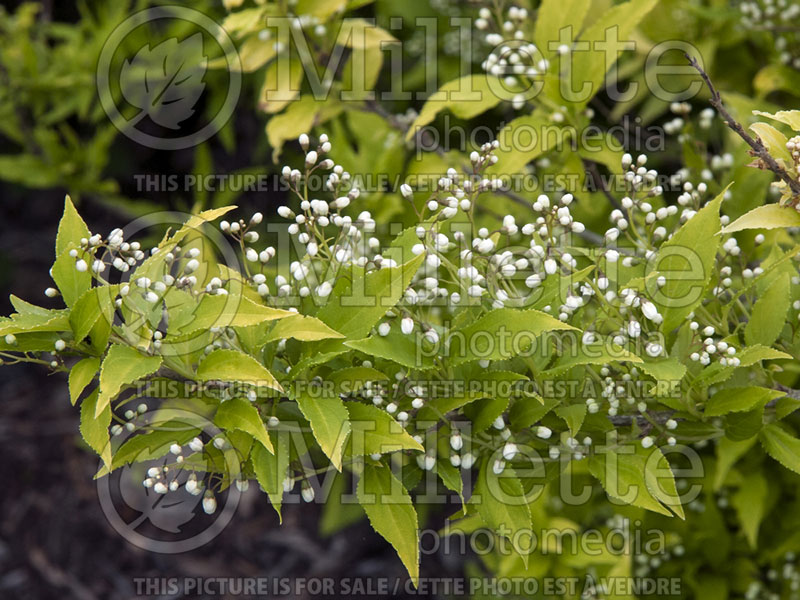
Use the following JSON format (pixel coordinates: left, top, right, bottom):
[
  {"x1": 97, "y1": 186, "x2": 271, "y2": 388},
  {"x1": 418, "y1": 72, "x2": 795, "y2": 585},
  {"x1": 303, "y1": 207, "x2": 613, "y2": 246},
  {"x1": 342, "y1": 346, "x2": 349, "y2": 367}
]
[
  {"x1": 202, "y1": 491, "x2": 217, "y2": 514},
  {"x1": 301, "y1": 482, "x2": 315, "y2": 502}
]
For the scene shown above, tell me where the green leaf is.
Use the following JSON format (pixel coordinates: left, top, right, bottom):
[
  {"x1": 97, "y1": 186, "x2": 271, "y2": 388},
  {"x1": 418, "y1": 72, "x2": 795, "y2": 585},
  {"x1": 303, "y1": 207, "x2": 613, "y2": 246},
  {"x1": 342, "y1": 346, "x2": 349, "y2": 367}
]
[
  {"x1": 51, "y1": 248, "x2": 92, "y2": 308},
  {"x1": 10, "y1": 295, "x2": 54, "y2": 317},
  {"x1": 705, "y1": 386, "x2": 785, "y2": 417},
  {"x1": 345, "y1": 402, "x2": 423, "y2": 456},
  {"x1": 776, "y1": 396, "x2": 800, "y2": 421},
  {"x1": 759, "y1": 424, "x2": 800, "y2": 475},
  {"x1": 0, "y1": 331, "x2": 63, "y2": 352},
  {"x1": 320, "y1": 472, "x2": 366, "y2": 536},
  {"x1": 725, "y1": 405, "x2": 766, "y2": 441},
  {"x1": 69, "y1": 357, "x2": 101, "y2": 406},
  {"x1": 340, "y1": 18, "x2": 398, "y2": 49},
  {"x1": 543, "y1": 340, "x2": 643, "y2": 376},
  {"x1": 589, "y1": 444, "x2": 684, "y2": 518},
  {"x1": 471, "y1": 461, "x2": 532, "y2": 567},
  {"x1": 509, "y1": 396, "x2": 559, "y2": 431},
  {"x1": 746, "y1": 275, "x2": 791, "y2": 347},
  {"x1": 251, "y1": 432, "x2": 289, "y2": 521},
  {"x1": 295, "y1": 389, "x2": 351, "y2": 470},
  {"x1": 130, "y1": 206, "x2": 237, "y2": 283},
  {"x1": 70, "y1": 286, "x2": 118, "y2": 343},
  {"x1": 555, "y1": 404, "x2": 588, "y2": 436},
  {"x1": 488, "y1": 115, "x2": 564, "y2": 174},
  {"x1": 404, "y1": 75, "x2": 504, "y2": 141},
  {"x1": 100, "y1": 420, "x2": 202, "y2": 476},
  {"x1": 694, "y1": 345, "x2": 793, "y2": 387},
  {"x1": 235, "y1": 35, "x2": 278, "y2": 73},
  {"x1": 653, "y1": 186, "x2": 727, "y2": 332},
  {"x1": 637, "y1": 358, "x2": 687, "y2": 384},
  {"x1": 434, "y1": 450, "x2": 464, "y2": 506},
  {"x1": 80, "y1": 388, "x2": 111, "y2": 469},
  {"x1": 753, "y1": 109, "x2": 800, "y2": 131},
  {"x1": 722, "y1": 204, "x2": 800, "y2": 234},
  {"x1": 196, "y1": 349, "x2": 283, "y2": 392},
  {"x1": 315, "y1": 253, "x2": 424, "y2": 346},
  {"x1": 568, "y1": 0, "x2": 658, "y2": 109},
  {"x1": 417, "y1": 371, "x2": 530, "y2": 422},
  {"x1": 345, "y1": 330, "x2": 437, "y2": 370},
  {"x1": 713, "y1": 436, "x2": 757, "y2": 491},
  {"x1": 463, "y1": 397, "x2": 509, "y2": 433},
  {"x1": 266, "y1": 314, "x2": 344, "y2": 342},
  {"x1": 448, "y1": 308, "x2": 576, "y2": 366},
  {"x1": 55, "y1": 195, "x2": 90, "y2": 260},
  {"x1": 266, "y1": 96, "x2": 324, "y2": 160},
  {"x1": 215, "y1": 397, "x2": 273, "y2": 453},
  {"x1": 731, "y1": 472, "x2": 768, "y2": 548},
  {"x1": 172, "y1": 294, "x2": 294, "y2": 336},
  {"x1": 750, "y1": 122, "x2": 793, "y2": 164},
  {"x1": 357, "y1": 463, "x2": 419, "y2": 585},
  {"x1": 535, "y1": 0, "x2": 591, "y2": 60},
  {"x1": 0, "y1": 310, "x2": 70, "y2": 336},
  {"x1": 97, "y1": 344, "x2": 162, "y2": 417},
  {"x1": 326, "y1": 366, "x2": 389, "y2": 395}
]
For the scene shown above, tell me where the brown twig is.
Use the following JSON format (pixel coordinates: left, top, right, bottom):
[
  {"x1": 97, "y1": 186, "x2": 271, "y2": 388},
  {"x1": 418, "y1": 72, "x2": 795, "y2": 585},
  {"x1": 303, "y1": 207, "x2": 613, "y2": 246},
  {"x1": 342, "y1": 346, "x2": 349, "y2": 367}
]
[{"x1": 685, "y1": 52, "x2": 800, "y2": 199}]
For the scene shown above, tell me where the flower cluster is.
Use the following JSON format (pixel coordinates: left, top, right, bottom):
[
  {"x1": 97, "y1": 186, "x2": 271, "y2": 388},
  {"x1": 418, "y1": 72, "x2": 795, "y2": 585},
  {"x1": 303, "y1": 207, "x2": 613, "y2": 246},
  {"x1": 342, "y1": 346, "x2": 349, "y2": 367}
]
[
  {"x1": 738, "y1": 0, "x2": 800, "y2": 68},
  {"x1": 475, "y1": 5, "x2": 548, "y2": 111}
]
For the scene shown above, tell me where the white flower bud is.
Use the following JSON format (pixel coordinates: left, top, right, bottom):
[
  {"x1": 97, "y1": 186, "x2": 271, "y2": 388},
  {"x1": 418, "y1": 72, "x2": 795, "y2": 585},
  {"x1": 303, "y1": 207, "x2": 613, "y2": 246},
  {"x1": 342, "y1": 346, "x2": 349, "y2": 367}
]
[
  {"x1": 401, "y1": 317, "x2": 414, "y2": 335},
  {"x1": 202, "y1": 492, "x2": 217, "y2": 514},
  {"x1": 502, "y1": 442, "x2": 518, "y2": 460},
  {"x1": 301, "y1": 484, "x2": 315, "y2": 503}
]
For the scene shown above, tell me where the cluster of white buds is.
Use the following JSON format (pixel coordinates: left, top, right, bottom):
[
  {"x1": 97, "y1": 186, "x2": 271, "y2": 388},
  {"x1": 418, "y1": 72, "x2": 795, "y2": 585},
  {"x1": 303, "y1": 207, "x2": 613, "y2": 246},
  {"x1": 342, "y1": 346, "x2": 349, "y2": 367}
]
[
  {"x1": 688, "y1": 322, "x2": 740, "y2": 366},
  {"x1": 64, "y1": 227, "x2": 153, "y2": 282},
  {"x1": 220, "y1": 213, "x2": 278, "y2": 292},
  {"x1": 384, "y1": 142, "x2": 514, "y2": 316},
  {"x1": 739, "y1": 1, "x2": 800, "y2": 68},
  {"x1": 110, "y1": 402, "x2": 148, "y2": 436},
  {"x1": 786, "y1": 136, "x2": 800, "y2": 202},
  {"x1": 698, "y1": 107, "x2": 715, "y2": 130},
  {"x1": 260, "y1": 133, "x2": 390, "y2": 302},
  {"x1": 675, "y1": 180, "x2": 711, "y2": 217},
  {"x1": 142, "y1": 463, "x2": 182, "y2": 495},
  {"x1": 476, "y1": 5, "x2": 548, "y2": 110},
  {"x1": 743, "y1": 553, "x2": 800, "y2": 599},
  {"x1": 663, "y1": 102, "x2": 692, "y2": 137},
  {"x1": 410, "y1": 418, "x2": 477, "y2": 472},
  {"x1": 600, "y1": 153, "x2": 677, "y2": 259}
]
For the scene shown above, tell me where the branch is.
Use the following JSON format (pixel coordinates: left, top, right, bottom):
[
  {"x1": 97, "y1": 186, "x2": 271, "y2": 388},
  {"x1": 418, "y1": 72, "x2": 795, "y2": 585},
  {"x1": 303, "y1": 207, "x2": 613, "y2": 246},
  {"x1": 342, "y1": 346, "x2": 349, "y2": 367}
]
[
  {"x1": 685, "y1": 53, "x2": 800, "y2": 199},
  {"x1": 607, "y1": 410, "x2": 674, "y2": 432}
]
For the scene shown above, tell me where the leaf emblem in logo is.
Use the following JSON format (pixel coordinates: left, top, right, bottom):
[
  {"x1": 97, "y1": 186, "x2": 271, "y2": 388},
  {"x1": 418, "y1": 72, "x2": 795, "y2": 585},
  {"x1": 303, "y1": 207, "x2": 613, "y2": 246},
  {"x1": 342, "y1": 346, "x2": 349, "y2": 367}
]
[
  {"x1": 120, "y1": 33, "x2": 208, "y2": 130},
  {"x1": 119, "y1": 463, "x2": 201, "y2": 534}
]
